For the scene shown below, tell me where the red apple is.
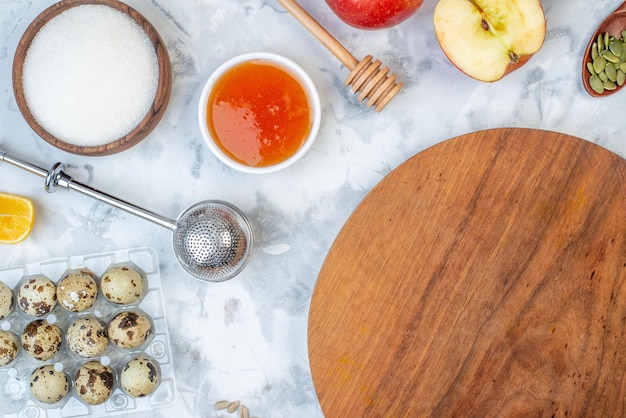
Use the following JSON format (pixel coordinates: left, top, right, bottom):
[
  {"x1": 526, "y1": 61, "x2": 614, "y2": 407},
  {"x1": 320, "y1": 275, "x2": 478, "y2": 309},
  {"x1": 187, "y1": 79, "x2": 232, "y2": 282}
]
[{"x1": 324, "y1": 0, "x2": 423, "y2": 30}]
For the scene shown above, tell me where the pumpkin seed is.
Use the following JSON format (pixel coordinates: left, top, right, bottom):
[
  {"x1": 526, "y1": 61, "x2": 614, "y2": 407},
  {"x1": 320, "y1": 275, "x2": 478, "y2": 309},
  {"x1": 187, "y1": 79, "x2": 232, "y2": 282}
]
[
  {"x1": 610, "y1": 39, "x2": 623, "y2": 56},
  {"x1": 593, "y1": 55, "x2": 607, "y2": 73},
  {"x1": 603, "y1": 80, "x2": 617, "y2": 90},
  {"x1": 586, "y1": 31, "x2": 626, "y2": 94},
  {"x1": 240, "y1": 406, "x2": 250, "y2": 418},
  {"x1": 590, "y1": 75, "x2": 604, "y2": 94},
  {"x1": 598, "y1": 34, "x2": 605, "y2": 53},
  {"x1": 601, "y1": 50, "x2": 614, "y2": 62},
  {"x1": 606, "y1": 63, "x2": 617, "y2": 82}
]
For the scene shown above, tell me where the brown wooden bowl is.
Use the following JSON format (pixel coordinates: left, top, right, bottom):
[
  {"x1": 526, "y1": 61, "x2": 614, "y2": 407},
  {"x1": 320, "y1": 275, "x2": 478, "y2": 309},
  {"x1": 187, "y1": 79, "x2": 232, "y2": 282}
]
[
  {"x1": 581, "y1": 1, "x2": 626, "y2": 97},
  {"x1": 12, "y1": 0, "x2": 172, "y2": 156}
]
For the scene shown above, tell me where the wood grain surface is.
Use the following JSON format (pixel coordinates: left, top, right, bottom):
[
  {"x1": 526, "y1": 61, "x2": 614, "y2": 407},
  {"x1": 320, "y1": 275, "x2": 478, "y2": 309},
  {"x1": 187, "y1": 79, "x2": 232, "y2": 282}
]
[
  {"x1": 309, "y1": 128, "x2": 626, "y2": 417},
  {"x1": 12, "y1": 0, "x2": 172, "y2": 156}
]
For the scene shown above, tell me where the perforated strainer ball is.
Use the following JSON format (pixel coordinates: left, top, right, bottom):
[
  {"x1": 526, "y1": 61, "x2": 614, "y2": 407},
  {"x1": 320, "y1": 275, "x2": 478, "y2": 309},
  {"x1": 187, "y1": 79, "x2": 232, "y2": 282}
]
[{"x1": 172, "y1": 200, "x2": 253, "y2": 282}]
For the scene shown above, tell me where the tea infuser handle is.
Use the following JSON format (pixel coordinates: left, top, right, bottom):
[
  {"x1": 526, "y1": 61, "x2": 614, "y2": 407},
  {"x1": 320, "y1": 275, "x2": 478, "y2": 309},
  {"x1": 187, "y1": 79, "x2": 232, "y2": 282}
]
[
  {"x1": 0, "y1": 149, "x2": 177, "y2": 231},
  {"x1": 45, "y1": 162, "x2": 72, "y2": 192},
  {"x1": 0, "y1": 149, "x2": 48, "y2": 179}
]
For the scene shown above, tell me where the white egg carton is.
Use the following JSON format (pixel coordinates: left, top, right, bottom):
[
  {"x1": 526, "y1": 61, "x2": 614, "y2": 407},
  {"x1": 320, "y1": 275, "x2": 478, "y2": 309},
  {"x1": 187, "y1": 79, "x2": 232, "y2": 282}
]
[{"x1": 0, "y1": 247, "x2": 177, "y2": 417}]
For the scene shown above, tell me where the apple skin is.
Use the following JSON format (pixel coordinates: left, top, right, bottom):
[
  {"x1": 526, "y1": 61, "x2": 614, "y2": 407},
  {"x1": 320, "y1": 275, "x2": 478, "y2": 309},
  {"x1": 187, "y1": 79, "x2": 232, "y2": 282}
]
[{"x1": 324, "y1": 0, "x2": 424, "y2": 30}]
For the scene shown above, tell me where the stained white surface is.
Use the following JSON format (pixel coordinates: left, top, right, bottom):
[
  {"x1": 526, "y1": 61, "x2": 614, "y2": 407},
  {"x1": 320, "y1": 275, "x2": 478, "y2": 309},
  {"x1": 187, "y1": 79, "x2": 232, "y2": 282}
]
[{"x1": 0, "y1": 0, "x2": 625, "y2": 417}]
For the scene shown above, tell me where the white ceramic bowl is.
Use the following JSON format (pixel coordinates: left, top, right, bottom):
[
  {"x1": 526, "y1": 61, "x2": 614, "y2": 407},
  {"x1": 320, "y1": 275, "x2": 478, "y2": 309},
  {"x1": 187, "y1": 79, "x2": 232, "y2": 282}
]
[{"x1": 198, "y1": 52, "x2": 321, "y2": 174}]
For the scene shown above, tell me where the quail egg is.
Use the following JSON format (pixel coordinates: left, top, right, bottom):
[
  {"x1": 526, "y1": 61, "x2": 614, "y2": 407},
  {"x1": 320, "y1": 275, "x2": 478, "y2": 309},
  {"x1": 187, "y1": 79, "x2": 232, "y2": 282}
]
[
  {"x1": 120, "y1": 355, "x2": 160, "y2": 397},
  {"x1": 0, "y1": 330, "x2": 20, "y2": 366},
  {"x1": 57, "y1": 268, "x2": 98, "y2": 312},
  {"x1": 74, "y1": 361, "x2": 114, "y2": 405},
  {"x1": 101, "y1": 264, "x2": 146, "y2": 305},
  {"x1": 17, "y1": 275, "x2": 57, "y2": 316},
  {"x1": 107, "y1": 310, "x2": 152, "y2": 349},
  {"x1": 29, "y1": 364, "x2": 69, "y2": 404},
  {"x1": 66, "y1": 316, "x2": 108, "y2": 358},
  {"x1": 0, "y1": 281, "x2": 14, "y2": 320},
  {"x1": 21, "y1": 319, "x2": 62, "y2": 361}
]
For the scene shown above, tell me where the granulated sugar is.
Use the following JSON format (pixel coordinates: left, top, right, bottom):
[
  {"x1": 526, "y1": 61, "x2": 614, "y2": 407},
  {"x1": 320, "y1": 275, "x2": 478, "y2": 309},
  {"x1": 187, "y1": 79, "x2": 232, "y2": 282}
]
[{"x1": 22, "y1": 4, "x2": 159, "y2": 147}]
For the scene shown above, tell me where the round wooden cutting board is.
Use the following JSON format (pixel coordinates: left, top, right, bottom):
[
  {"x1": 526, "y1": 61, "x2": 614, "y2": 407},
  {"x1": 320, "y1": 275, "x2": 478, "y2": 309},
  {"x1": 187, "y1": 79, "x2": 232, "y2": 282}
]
[{"x1": 308, "y1": 128, "x2": 626, "y2": 417}]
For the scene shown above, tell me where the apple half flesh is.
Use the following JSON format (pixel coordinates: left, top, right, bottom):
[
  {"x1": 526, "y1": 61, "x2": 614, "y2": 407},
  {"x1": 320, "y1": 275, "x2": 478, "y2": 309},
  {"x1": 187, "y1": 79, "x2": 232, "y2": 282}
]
[{"x1": 433, "y1": 0, "x2": 546, "y2": 82}]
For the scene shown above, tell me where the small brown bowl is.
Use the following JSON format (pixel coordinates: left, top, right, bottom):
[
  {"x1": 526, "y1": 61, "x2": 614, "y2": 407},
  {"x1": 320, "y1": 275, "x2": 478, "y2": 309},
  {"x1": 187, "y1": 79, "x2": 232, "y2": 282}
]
[
  {"x1": 581, "y1": 2, "x2": 626, "y2": 97},
  {"x1": 12, "y1": 0, "x2": 172, "y2": 156}
]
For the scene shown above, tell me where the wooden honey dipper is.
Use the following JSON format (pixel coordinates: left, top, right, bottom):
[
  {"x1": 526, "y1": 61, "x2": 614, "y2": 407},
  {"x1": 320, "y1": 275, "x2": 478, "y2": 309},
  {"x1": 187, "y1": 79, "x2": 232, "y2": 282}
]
[{"x1": 276, "y1": 0, "x2": 402, "y2": 112}]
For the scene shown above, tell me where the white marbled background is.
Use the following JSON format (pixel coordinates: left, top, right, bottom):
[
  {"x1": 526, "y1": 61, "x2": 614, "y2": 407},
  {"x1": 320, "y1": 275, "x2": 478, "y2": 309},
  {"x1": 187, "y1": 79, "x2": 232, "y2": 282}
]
[{"x1": 1, "y1": 0, "x2": 626, "y2": 417}]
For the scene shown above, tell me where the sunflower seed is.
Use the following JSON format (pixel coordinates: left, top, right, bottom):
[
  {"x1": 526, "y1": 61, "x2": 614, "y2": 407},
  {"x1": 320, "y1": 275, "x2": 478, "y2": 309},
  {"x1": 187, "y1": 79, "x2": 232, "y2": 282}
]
[
  {"x1": 227, "y1": 400, "x2": 240, "y2": 413},
  {"x1": 215, "y1": 400, "x2": 232, "y2": 410}
]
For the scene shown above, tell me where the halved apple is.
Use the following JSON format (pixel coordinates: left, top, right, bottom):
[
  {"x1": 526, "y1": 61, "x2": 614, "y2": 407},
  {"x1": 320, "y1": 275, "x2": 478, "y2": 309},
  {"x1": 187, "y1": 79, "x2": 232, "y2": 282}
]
[{"x1": 433, "y1": 0, "x2": 546, "y2": 82}]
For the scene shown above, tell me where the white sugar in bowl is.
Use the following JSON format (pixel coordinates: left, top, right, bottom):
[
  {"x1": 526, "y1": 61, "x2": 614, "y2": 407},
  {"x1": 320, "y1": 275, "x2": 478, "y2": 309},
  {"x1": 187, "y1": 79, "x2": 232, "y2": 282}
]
[{"x1": 12, "y1": 0, "x2": 172, "y2": 156}]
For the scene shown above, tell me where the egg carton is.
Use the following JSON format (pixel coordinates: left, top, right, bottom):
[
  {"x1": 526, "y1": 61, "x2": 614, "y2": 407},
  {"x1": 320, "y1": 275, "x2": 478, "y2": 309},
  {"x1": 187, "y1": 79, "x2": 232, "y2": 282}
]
[{"x1": 0, "y1": 247, "x2": 177, "y2": 417}]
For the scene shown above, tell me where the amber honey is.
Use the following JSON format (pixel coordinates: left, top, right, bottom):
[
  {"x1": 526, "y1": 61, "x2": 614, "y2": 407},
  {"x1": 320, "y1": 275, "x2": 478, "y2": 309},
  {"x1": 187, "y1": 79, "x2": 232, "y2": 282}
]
[{"x1": 206, "y1": 60, "x2": 312, "y2": 167}]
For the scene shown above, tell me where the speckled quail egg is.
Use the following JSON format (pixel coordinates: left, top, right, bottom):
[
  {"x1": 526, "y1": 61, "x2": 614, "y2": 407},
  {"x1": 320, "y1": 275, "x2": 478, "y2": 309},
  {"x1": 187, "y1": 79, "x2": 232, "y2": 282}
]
[
  {"x1": 0, "y1": 330, "x2": 20, "y2": 366},
  {"x1": 107, "y1": 310, "x2": 152, "y2": 349},
  {"x1": 21, "y1": 319, "x2": 62, "y2": 361},
  {"x1": 56, "y1": 269, "x2": 98, "y2": 312},
  {"x1": 29, "y1": 364, "x2": 69, "y2": 404},
  {"x1": 120, "y1": 355, "x2": 160, "y2": 397},
  {"x1": 101, "y1": 264, "x2": 146, "y2": 305},
  {"x1": 17, "y1": 275, "x2": 57, "y2": 317},
  {"x1": 0, "y1": 281, "x2": 14, "y2": 320},
  {"x1": 74, "y1": 361, "x2": 114, "y2": 405},
  {"x1": 66, "y1": 316, "x2": 108, "y2": 358}
]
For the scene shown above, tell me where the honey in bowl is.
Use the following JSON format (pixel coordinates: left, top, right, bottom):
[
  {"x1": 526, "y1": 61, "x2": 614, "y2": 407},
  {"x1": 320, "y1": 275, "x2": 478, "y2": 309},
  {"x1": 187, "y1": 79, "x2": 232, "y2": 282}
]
[{"x1": 200, "y1": 53, "x2": 321, "y2": 173}]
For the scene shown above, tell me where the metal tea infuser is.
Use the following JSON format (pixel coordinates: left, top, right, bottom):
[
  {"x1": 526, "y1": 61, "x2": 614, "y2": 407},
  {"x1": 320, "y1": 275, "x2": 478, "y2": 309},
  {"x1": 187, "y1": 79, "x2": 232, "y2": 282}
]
[{"x1": 0, "y1": 149, "x2": 253, "y2": 282}]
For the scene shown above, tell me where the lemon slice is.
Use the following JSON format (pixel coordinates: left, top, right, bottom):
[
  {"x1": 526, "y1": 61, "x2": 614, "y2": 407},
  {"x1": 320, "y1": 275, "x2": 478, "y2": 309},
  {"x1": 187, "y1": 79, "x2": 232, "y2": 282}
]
[{"x1": 0, "y1": 192, "x2": 35, "y2": 244}]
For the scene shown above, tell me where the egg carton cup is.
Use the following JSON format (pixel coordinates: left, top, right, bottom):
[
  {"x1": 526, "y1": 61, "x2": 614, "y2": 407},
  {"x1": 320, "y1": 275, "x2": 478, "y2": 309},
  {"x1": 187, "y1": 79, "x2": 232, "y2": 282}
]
[{"x1": 0, "y1": 247, "x2": 177, "y2": 417}]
